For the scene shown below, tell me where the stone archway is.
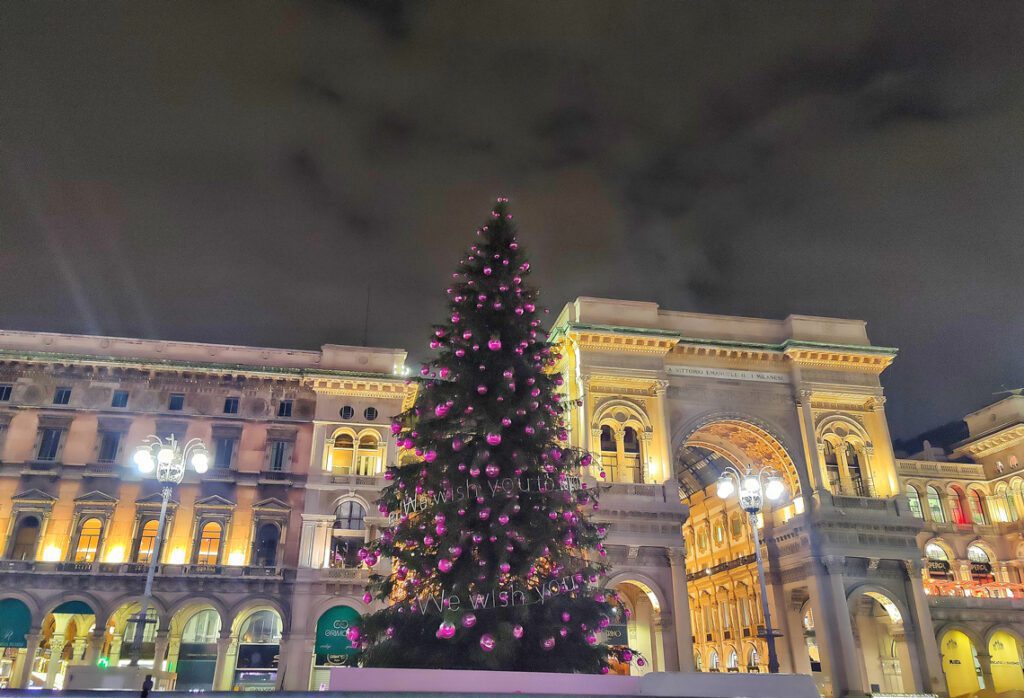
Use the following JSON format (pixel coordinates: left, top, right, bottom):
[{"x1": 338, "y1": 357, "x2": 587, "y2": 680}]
[
  {"x1": 848, "y1": 589, "x2": 912, "y2": 694},
  {"x1": 940, "y1": 627, "x2": 985, "y2": 698},
  {"x1": 987, "y1": 627, "x2": 1024, "y2": 694}
]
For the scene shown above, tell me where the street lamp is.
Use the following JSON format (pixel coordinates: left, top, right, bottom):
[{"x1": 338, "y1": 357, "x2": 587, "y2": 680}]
[
  {"x1": 125, "y1": 435, "x2": 209, "y2": 666},
  {"x1": 715, "y1": 464, "x2": 786, "y2": 674}
]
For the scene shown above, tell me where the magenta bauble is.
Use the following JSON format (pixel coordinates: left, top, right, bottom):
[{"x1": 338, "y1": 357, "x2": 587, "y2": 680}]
[
  {"x1": 436, "y1": 621, "x2": 457, "y2": 640},
  {"x1": 461, "y1": 613, "x2": 477, "y2": 628},
  {"x1": 485, "y1": 464, "x2": 500, "y2": 478},
  {"x1": 541, "y1": 637, "x2": 555, "y2": 651},
  {"x1": 346, "y1": 627, "x2": 361, "y2": 642},
  {"x1": 477, "y1": 385, "x2": 487, "y2": 394},
  {"x1": 512, "y1": 624, "x2": 525, "y2": 639},
  {"x1": 498, "y1": 514, "x2": 509, "y2": 525},
  {"x1": 486, "y1": 433, "x2": 502, "y2": 446},
  {"x1": 488, "y1": 337, "x2": 502, "y2": 351},
  {"x1": 479, "y1": 633, "x2": 496, "y2": 651},
  {"x1": 438, "y1": 558, "x2": 452, "y2": 572}
]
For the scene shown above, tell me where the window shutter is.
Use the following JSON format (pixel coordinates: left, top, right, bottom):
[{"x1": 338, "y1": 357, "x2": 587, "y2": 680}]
[
  {"x1": 56, "y1": 429, "x2": 68, "y2": 460},
  {"x1": 32, "y1": 430, "x2": 44, "y2": 459}
]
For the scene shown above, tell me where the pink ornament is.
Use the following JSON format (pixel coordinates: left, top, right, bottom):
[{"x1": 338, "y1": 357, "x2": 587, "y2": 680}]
[
  {"x1": 541, "y1": 637, "x2": 556, "y2": 651},
  {"x1": 498, "y1": 514, "x2": 509, "y2": 525},
  {"x1": 485, "y1": 464, "x2": 500, "y2": 478},
  {"x1": 512, "y1": 624, "x2": 525, "y2": 639},
  {"x1": 637, "y1": 657, "x2": 647, "y2": 667},
  {"x1": 480, "y1": 633, "x2": 496, "y2": 652},
  {"x1": 424, "y1": 450, "x2": 437, "y2": 463},
  {"x1": 462, "y1": 613, "x2": 477, "y2": 628},
  {"x1": 438, "y1": 558, "x2": 452, "y2": 572},
  {"x1": 346, "y1": 627, "x2": 361, "y2": 642},
  {"x1": 362, "y1": 592, "x2": 373, "y2": 604},
  {"x1": 436, "y1": 621, "x2": 457, "y2": 640},
  {"x1": 486, "y1": 433, "x2": 502, "y2": 446},
  {"x1": 477, "y1": 385, "x2": 488, "y2": 395},
  {"x1": 488, "y1": 337, "x2": 502, "y2": 351}
]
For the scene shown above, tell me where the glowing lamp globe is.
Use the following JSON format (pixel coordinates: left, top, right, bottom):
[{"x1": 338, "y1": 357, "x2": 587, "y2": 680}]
[
  {"x1": 191, "y1": 451, "x2": 209, "y2": 473},
  {"x1": 715, "y1": 476, "x2": 734, "y2": 499},
  {"x1": 741, "y1": 476, "x2": 760, "y2": 494},
  {"x1": 134, "y1": 448, "x2": 155, "y2": 473},
  {"x1": 764, "y1": 476, "x2": 785, "y2": 501},
  {"x1": 157, "y1": 447, "x2": 174, "y2": 465}
]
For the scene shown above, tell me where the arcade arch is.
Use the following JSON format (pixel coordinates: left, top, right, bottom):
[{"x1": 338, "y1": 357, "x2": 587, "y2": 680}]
[{"x1": 848, "y1": 589, "x2": 912, "y2": 694}]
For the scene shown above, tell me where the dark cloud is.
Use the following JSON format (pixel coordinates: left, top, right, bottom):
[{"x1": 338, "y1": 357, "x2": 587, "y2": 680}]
[{"x1": 1, "y1": 1, "x2": 1023, "y2": 439}]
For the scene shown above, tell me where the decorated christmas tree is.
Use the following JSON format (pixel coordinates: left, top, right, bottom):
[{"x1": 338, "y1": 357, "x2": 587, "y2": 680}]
[{"x1": 353, "y1": 199, "x2": 640, "y2": 673}]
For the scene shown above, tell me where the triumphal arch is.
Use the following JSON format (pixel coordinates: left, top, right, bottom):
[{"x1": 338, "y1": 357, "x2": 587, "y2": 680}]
[{"x1": 552, "y1": 297, "x2": 944, "y2": 697}]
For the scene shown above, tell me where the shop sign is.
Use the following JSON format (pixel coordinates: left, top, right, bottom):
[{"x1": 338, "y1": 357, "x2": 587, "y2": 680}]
[
  {"x1": 315, "y1": 606, "x2": 361, "y2": 666},
  {"x1": 600, "y1": 624, "x2": 628, "y2": 645}
]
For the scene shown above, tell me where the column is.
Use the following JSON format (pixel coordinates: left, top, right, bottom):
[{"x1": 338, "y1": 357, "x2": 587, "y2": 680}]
[
  {"x1": 796, "y1": 389, "x2": 827, "y2": 498},
  {"x1": 279, "y1": 633, "x2": 315, "y2": 690},
  {"x1": 902, "y1": 560, "x2": 947, "y2": 695},
  {"x1": 109, "y1": 636, "x2": 123, "y2": 664},
  {"x1": 814, "y1": 556, "x2": 866, "y2": 697},
  {"x1": 71, "y1": 636, "x2": 88, "y2": 663},
  {"x1": 835, "y1": 446, "x2": 854, "y2": 497},
  {"x1": 861, "y1": 445, "x2": 877, "y2": 497},
  {"x1": 84, "y1": 627, "x2": 105, "y2": 664},
  {"x1": 639, "y1": 431, "x2": 654, "y2": 484},
  {"x1": 152, "y1": 630, "x2": 169, "y2": 672},
  {"x1": 45, "y1": 633, "x2": 66, "y2": 688},
  {"x1": 977, "y1": 651, "x2": 995, "y2": 692},
  {"x1": 591, "y1": 428, "x2": 603, "y2": 478},
  {"x1": 668, "y1": 546, "x2": 695, "y2": 671},
  {"x1": 166, "y1": 635, "x2": 182, "y2": 674},
  {"x1": 654, "y1": 381, "x2": 672, "y2": 484},
  {"x1": 614, "y1": 428, "x2": 626, "y2": 482},
  {"x1": 14, "y1": 630, "x2": 41, "y2": 689},
  {"x1": 213, "y1": 633, "x2": 236, "y2": 691}
]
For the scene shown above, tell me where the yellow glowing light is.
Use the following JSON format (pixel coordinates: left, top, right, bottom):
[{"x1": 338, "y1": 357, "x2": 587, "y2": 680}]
[
  {"x1": 794, "y1": 497, "x2": 805, "y2": 514},
  {"x1": 228, "y1": 551, "x2": 245, "y2": 566},
  {"x1": 168, "y1": 548, "x2": 186, "y2": 565},
  {"x1": 43, "y1": 545, "x2": 62, "y2": 562},
  {"x1": 105, "y1": 546, "x2": 125, "y2": 563}
]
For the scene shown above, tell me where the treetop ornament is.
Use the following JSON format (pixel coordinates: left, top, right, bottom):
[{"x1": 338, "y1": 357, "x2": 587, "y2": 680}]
[{"x1": 355, "y1": 199, "x2": 639, "y2": 672}]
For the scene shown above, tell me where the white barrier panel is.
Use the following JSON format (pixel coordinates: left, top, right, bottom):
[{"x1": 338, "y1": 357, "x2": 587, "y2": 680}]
[{"x1": 328, "y1": 666, "x2": 821, "y2": 698}]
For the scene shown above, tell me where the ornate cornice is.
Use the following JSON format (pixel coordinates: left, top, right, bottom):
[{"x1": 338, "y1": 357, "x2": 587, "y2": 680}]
[{"x1": 953, "y1": 424, "x2": 1024, "y2": 459}]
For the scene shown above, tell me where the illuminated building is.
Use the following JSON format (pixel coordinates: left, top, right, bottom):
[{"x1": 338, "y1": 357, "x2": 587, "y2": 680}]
[{"x1": 0, "y1": 298, "x2": 1022, "y2": 697}]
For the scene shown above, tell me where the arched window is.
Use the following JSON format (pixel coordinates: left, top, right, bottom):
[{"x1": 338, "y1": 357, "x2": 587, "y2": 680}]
[
  {"x1": 253, "y1": 523, "x2": 281, "y2": 567},
  {"x1": 695, "y1": 652, "x2": 703, "y2": 672},
  {"x1": 720, "y1": 599, "x2": 731, "y2": 630},
  {"x1": 709, "y1": 649, "x2": 720, "y2": 672},
  {"x1": 196, "y1": 522, "x2": 222, "y2": 566},
  {"x1": 135, "y1": 519, "x2": 160, "y2": 563},
  {"x1": 239, "y1": 610, "x2": 282, "y2": 644},
  {"x1": 335, "y1": 501, "x2": 365, "y2": 530},
  {"x1": 599, "y1": 426, "x2": 615, "y2": 451},
  {"x1": 845, "y1": 444, "x2": 866, "y2": 496},
  {"x1": 747, "y1": 646, "x2": 760, "y2": 670},
  {"x1": 967, "y1": 489, "x2": 987, "y2": 525},
  {"x1": 823, "y1": 441, "x2": 840, "y2": 493},
  {"x1": 331, "y1": 501, "x2": 366, "y2": 569},
  {"x1": 122, "y1": 608, "x2": 159, "y2": 644},
  {"x1": 906, "y1": 485, "x2": 923, "y2": 518},
  {"x1": 727, "y1": 649, "x2": 739, "y2": 670},
  {"x1": 331, "y1": 433, "x2": 355, "y2": 474},
  {"x1": 926, "y1": 486, "x2": 946, "y2": 523},
  {"x1": 950, "y1": 486, "x2": 969, "y2": 525},
  {"x1": 925, "y1": 543, "x2": 949, "y2": 561},
  {"x1": 182, "y1": 609, "x2": 221, "y2": 644},
  {"x1": 355, "y1": 433, "x2": 381, "y2": 475},
  {"x1": 9, "y1": 515, "x2": 40, "y2": 561},
  {"x1": 623, "y1": 427, "x2": 640, "y2": 453},
  {"x1": 1006, "y1": 486, "x2": 1020, "y2": 522},
  {"x1": 967, "y1": 545, "x2": 989, "y2": 564},
  {"x1": 74, "y1": 518, "x2": 103, "y2": 563}
]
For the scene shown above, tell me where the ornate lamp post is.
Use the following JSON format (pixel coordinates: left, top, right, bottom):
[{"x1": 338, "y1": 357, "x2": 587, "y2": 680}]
[
  {"x1": 715, "y1": 464, "x2": 786, "y2": 674},
  {"x1": 125, "y1": 435, "x2": 209, "y2": 666}
]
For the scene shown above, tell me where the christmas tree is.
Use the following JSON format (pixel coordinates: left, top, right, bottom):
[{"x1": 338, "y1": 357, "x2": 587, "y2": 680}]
[{"x1": 353, "y1": 199, "x2": 641, "y2": 673}]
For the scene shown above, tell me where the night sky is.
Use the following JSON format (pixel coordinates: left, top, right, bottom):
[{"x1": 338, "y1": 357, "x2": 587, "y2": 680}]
[{"x1": 1, "y1": 2, "x2": 1023, "y2": 440}]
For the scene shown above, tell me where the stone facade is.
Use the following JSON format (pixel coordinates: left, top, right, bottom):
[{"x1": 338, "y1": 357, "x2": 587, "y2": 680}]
[{"x1": 0, "y1": 298, "x2": 1021, "y2": 698}]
